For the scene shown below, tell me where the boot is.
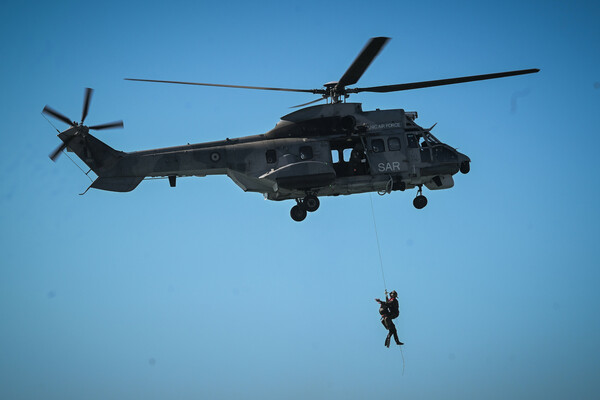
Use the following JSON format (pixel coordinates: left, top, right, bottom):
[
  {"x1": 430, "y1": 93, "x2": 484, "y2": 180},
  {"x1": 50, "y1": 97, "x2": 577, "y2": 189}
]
[{"x1": 393, "y1": 332, "x2": 403, "y2": 346}]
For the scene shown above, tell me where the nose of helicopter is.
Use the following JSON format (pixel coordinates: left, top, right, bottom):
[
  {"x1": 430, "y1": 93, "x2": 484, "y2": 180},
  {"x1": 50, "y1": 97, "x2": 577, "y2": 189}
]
[{"x1": 457, "y1": 151, "x2": 471, "y2": 174}]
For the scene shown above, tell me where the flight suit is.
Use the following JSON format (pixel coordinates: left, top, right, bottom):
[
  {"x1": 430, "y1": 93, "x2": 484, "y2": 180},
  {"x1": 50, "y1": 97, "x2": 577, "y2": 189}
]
[{"x1": 378, "y1": 296, "x2": 402, "y2": 347}]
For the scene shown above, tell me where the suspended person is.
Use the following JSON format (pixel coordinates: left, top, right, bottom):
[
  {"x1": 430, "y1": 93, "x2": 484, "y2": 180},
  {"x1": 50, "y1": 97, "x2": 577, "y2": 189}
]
[{"x1": 375, "y1": 290, "x2": 403, "y2": 347}]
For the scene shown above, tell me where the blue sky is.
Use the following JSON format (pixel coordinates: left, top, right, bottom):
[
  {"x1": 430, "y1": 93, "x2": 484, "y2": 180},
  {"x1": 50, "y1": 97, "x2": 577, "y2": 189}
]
[{"x1": 1, "y1": 0, "x2": 599, "y2": 399}]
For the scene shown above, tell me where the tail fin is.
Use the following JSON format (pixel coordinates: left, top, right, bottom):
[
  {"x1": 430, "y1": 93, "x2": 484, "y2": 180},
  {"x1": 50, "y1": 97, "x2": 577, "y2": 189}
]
[
  {"x1": 59, "y1": 130, "x2": 120, "y2": 176},
  {"x1": 60, "y1": 130, "x2": 144, "y2": 192}
]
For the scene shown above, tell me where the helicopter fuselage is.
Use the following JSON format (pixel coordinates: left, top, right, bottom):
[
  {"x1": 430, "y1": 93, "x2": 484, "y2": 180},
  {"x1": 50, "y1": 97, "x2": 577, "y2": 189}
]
[{"x1": 62, "y1": 102, "x2": 470, "y2": 207}]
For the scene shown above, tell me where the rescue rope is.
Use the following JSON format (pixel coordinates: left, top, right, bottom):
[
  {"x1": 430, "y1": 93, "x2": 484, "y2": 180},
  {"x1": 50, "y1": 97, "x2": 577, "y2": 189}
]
[
  {"x1": 400, "y1": 346, "x2": 405, "y2": 376},
  {"x1": 369, "y1": 193, "x2": 387, "y2": 293},
  {"x1": 370, "y1": 193, "x2": 406, "y2": 374}
]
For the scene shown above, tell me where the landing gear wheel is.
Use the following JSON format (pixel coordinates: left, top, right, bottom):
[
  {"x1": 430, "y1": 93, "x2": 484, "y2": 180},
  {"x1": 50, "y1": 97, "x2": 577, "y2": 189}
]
[
  {"x1": 413, "y1": 195, "x2": 428, "y2": 209},
  {"x1": 290, "y1": 205, "x2": 307, "y2": 222},
  {"x1": 303, "y1": 195, "x2": 320, "y2": 212}
]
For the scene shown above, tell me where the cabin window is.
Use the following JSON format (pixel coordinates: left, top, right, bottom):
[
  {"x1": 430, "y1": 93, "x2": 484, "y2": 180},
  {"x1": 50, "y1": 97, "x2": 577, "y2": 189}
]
[
  {"x1": 342, "y1": 148, "x2": 352, "y2": 161},
  {"x1": 331, "y1": 150, "x2": 340, "y2": 163},
  {"x1": 406, "y1": 134, "x2": 419, "y2": 148},
  {"x1": 372, "y1": 139, "x2": 385, "y2": 153},
  {"x1": 266, "y1": 149, "x2": 277, "y2": 164},
  {"x1": 329, "y1": 139, "x2": 370, "y2": 177},
  {"x1": 300, "y1": 146, "x2": 313, "y2": 160},
  {"x1": 388, "y1": 137, "x2": 401, "y2": 151},
  {"x1": 330, "y1": 147, "x2": 354, "y2": 162}
]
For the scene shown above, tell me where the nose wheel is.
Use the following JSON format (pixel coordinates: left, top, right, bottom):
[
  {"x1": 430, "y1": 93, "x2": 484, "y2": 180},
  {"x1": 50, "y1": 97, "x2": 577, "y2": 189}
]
[
  {"x1": 290, "y1": 194, "x2": 320, "y2": 222},
  {"x1": 413, "y1": 186, "x2": 428, "y2": 209}
]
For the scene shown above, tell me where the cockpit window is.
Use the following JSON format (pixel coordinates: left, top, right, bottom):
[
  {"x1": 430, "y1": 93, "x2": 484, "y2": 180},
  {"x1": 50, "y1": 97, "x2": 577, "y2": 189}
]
[
  {"x1": 300, "y1": 146, "x2": 313, "y2": 160},
  {"x1": 371, "y1": 139, "x2": 385, "y2": 153},
  {"x1": 406, "y1": 134, "x2": 419, "y2": 148},
  {"x1": 433, "y1": 145, "x2": 458, "y2": 162},
  {"x1": 388, "y1": 137, "x2": 401, "y2": 151}
]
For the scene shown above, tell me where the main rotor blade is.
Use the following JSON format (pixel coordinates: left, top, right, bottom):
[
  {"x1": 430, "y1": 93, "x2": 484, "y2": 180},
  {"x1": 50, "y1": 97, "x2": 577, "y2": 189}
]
[
  {"x1": 89, "y1": 120, "x2": 124, "y2": 130},
  {"x1": 125, "y1": 78, "x2": 324, "y2": 94},
  {"x1": 42, "y1": 106, "x2": 73, "y2": 126},
  {"x1": 336, "y1": 37, "x2": 390, "y2": 90},
  {"x1": 81, "y1": 87, "x2": 93, "y2": 124},
  {"x1": 351, "y1": 68, "x2": 540, "y2": 94},
  {"x1": 290, "y1": 97, "x2": 327, "y2": 108}
]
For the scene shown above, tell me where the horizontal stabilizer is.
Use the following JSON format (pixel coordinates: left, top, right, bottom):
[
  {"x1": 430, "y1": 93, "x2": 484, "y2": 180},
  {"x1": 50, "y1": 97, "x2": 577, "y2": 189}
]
[{"x1": 91, "y1": 176, "x2": 144, "y2": 192}]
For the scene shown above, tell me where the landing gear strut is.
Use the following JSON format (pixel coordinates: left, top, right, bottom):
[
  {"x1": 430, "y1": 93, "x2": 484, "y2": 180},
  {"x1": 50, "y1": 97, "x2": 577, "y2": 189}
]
[
  {"x1": 413, "y1": 185, "x2": 428, "y2": 210},
  {"x1": 290, "y1": 194, "x2": 320, "y2": 222}
]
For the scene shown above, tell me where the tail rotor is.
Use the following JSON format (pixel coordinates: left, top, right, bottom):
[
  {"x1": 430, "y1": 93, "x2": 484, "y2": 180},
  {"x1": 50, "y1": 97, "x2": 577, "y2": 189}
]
[{"x1": 43, "y1": 88, "x2": 124, "y2": 161}]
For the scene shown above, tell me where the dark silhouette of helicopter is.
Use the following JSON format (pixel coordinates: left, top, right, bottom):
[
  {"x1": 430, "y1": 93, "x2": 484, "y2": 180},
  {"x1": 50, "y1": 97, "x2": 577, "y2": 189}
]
[{"x1": 43, "y1": 37, "x2": 538, "y2": 221}]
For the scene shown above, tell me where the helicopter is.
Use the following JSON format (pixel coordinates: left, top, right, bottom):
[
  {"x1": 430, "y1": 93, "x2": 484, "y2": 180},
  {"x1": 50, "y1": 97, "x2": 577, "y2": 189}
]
[{"x1": 43, "y1": 37, "x2": 539, "y2": 221}]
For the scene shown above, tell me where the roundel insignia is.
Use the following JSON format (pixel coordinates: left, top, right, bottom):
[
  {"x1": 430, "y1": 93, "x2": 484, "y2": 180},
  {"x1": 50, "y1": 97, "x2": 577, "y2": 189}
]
[{"x1": 210, "y1": 152, "x2": 220, "y2": 162}]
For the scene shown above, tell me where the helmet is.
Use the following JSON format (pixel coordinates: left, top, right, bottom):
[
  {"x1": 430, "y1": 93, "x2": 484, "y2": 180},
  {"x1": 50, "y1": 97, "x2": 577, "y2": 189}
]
[{"x1": 389, "y1": 290, "x2": 397, "y2": 297}]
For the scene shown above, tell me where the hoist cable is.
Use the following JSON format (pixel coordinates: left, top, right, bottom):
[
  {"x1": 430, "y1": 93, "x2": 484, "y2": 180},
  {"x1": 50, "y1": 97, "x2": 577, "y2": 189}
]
[
  {"x1": 369, "y1": 193, "x2": 387, "y2": 293},
  {"x1": 400, "y1": 346, "x2": 405, "y2": 376},
  {"x1": 370, "y1": 193, "x2": 405, "y2": 374}
]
